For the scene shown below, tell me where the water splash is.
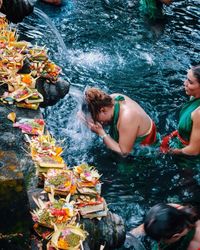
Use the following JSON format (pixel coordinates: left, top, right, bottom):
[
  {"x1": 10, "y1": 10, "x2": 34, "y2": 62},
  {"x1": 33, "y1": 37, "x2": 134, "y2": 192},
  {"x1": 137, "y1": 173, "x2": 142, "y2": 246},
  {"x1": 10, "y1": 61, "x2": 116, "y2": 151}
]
[{"x1": 33, "y1": 7, "x2": 68, "y2": 58}]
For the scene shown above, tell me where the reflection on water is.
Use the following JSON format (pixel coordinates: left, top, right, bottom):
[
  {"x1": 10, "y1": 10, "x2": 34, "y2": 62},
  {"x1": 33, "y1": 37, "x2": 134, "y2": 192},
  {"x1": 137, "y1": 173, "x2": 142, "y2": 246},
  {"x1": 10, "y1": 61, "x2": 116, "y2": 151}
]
[{"x1": 18, "y1": 0, "x2": 200, "y2": 248}]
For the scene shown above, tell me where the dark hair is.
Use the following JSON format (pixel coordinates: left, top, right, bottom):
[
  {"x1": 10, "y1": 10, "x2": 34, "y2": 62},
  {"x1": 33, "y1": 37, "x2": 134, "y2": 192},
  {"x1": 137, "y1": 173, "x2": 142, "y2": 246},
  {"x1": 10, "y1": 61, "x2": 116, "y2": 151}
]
[
  {"x1": 144, "y1": 203, "x2": 198, "y2": 241},
  {"x1": 192, "y1": 65, "x2": 200, "y2": 84},
  {"x1": 84, "y1": 88, "x2": 113, "y2": 122}
]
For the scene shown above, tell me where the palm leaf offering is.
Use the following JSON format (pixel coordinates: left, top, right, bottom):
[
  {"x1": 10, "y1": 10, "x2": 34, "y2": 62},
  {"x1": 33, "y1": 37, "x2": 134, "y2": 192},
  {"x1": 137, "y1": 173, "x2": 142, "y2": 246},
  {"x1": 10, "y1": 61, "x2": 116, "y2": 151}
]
[
  {"x1": 13, "y1": 118, "x2": 45, "y2": 135},
  {"x1": 29, "y1": 133, "x2": 66, "y2": 173},
  {"x1": 0, "y1": 17, "x2": 62, "y2": 109},
  {"x1": 32, "y1": 194, "x2": 77, "y2": 229},
  {"x1": 44, "y1": 169, "x2": 77, "y2": 196},
  {"x1": 50, "y1": 224, "x2": 87, "y2": 250}
]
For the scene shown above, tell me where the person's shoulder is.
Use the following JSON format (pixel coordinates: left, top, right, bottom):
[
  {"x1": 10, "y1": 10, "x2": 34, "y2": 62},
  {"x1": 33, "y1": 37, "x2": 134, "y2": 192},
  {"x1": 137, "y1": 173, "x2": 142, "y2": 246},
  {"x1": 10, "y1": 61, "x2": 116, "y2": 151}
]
[{"x1": 192, "y1": 107, "x2": 200, "y2": 121}]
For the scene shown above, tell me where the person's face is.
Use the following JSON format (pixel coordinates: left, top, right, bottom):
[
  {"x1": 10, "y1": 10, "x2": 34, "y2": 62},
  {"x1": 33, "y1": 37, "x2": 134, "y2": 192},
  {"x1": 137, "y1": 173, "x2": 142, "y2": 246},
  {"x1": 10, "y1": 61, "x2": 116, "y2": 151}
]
[
  {"x1": 96, "y1": 106, "x2": 113, "y2": 125},
  {"x1": 184, "y1": 69, "x2": 200, "y2": 97}
]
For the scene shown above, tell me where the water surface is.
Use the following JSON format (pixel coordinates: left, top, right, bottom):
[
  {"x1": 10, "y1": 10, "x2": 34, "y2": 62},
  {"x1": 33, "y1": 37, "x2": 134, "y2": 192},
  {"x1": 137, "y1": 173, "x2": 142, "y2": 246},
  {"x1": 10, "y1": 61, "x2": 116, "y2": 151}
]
[{"x1": 19, "y1": 0, "x2": 200, "y2": 248}]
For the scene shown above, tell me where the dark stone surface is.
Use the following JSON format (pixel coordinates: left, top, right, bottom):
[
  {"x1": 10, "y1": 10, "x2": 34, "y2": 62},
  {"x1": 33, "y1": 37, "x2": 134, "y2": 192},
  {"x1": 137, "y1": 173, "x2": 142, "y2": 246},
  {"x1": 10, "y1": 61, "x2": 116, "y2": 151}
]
[
  {"x1": 0, "y1": 103, "x2": 42, "y2": 250},
  {"x1": 81, "y1": 211, "x2": 126, "y2": 250},
  {"x1": 36, "y1": 77, "x2": 70, "y2": 107}
]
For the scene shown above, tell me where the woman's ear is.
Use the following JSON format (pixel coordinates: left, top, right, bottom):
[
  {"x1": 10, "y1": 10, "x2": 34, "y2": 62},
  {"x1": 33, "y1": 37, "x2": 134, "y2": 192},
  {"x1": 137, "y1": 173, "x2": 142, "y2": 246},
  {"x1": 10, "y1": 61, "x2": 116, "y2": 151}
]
[
  {"x1": 171, "y1": 228, "x2": 187, "y2": 240},
  {"x1": 100, "y1": 107, "x2": 106, "y2": 113},
  {"x1": 171, "y1": 233, "x2": 181, "y2": 239}
]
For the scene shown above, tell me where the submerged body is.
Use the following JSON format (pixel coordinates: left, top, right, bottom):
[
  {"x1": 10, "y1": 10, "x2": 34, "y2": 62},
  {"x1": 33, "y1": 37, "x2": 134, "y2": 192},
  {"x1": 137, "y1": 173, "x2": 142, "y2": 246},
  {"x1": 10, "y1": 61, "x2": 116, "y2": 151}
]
[{"x1": 82, "y1": 88, "x2": 157, "y2": 156}]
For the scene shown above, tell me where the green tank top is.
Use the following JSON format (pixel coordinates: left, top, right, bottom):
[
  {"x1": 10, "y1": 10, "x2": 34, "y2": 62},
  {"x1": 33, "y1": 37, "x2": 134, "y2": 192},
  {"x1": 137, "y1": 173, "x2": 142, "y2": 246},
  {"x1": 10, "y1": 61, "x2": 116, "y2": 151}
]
[
  {"x1": 178, "y1": 97, "x2": 200, "y2": 142},
  {"x1": 152, "y1": 227, "x2": 196, "y2": 250},
  {"x1": 109, "y1": 95, "x2": 146, "y2": 144}
]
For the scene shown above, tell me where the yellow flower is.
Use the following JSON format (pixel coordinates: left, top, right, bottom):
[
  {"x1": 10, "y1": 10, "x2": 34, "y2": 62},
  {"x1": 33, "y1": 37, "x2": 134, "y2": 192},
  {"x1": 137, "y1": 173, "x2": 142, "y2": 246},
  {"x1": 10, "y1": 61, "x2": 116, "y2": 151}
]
[
  {"x1": 57, "y1": 237, "x2": 68, "y2": 249},
  {"x1": 64, "y1": 181, "x2": 71, "y2": 188}
]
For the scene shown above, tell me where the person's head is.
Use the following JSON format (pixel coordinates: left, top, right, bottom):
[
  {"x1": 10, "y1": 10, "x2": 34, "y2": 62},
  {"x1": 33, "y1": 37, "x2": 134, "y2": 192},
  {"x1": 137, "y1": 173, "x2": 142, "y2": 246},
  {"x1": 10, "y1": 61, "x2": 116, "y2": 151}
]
[
  {"x1": 83, "y1": 88, "x2": 114, "y2": 125},
  {"x1": 184, "y1": 65, "x2": 200, "y2": 98},
  {"x1": 144, "y1": 203, "x2": 198, "y2": 245}
]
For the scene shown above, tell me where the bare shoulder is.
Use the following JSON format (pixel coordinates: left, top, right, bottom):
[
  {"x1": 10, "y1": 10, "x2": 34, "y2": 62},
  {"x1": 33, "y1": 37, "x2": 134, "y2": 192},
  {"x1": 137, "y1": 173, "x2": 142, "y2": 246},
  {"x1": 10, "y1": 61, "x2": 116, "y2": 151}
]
[{"x1": 192, "y1": 108, "x2": 200, "y2": 122}]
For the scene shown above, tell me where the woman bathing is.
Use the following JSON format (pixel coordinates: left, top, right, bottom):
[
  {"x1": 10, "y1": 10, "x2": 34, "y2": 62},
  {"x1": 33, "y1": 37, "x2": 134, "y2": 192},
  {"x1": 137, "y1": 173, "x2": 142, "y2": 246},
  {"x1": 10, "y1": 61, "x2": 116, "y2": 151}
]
[{"x1": 80, "y1": 88, "x2": 158, "y2": 156}]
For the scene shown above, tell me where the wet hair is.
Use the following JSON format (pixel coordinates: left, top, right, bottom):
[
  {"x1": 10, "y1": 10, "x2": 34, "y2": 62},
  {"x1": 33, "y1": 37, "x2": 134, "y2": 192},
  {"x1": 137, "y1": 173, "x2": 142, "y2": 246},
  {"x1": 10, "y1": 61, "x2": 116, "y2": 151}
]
[
  {"x1": 144, "y1": 203, "x2": 198, "y2": 242},
  {"x1": 83, "y1": 88, "x2": 113, "y2": 122},
  {"x1": 191, "y1": 65, "x2": 200, "y2": 84}
]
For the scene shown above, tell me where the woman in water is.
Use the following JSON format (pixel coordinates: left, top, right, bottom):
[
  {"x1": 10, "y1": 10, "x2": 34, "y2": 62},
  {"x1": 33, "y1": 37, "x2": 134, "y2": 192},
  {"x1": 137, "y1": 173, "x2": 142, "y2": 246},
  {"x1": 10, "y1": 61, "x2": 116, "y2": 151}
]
[
  {"x1": 143, "y1": 203, "x2": 200, "y2": 250},
  {"x1": 160, "y1": 65, "x2": 200, "y2": 156},
  {"x1": 81, "y1": 88, "x2": 158, "y2": 156}
]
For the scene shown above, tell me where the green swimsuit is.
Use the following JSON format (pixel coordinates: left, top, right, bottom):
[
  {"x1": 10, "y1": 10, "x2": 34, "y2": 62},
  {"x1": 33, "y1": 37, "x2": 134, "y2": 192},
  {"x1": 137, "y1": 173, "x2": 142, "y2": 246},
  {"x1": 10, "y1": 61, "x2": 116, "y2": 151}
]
[
  {"x1": 169, "y1": 97, "x2": 200, "y2": 149},
  {"x1": 109, "y1": 95, "x2": 147, "y2": 144}
]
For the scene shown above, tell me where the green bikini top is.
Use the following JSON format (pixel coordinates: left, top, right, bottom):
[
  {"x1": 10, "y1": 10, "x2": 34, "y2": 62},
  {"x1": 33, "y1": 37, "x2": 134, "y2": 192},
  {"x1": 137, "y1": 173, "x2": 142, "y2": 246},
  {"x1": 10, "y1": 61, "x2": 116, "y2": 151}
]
[
  {"x1": 109, "y1": 95, "x2": 146, "y2": 144},
  {"x1": 153, "y1": 227, "x2": 196, "y2": 250},
  {"x1": 109, "y1": 95, "x2": 124, "y2": 142},
  {"x1": 178, "y1": 97, "x2": 200, "y2": 141}
]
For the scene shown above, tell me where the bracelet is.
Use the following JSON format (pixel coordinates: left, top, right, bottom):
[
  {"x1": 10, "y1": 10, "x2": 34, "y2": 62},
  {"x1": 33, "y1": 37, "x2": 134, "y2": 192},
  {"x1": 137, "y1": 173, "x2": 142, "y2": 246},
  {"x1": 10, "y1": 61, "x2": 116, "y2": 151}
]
[{"x1": 100, "y1": 133, "x2": 108, "y2": 139}]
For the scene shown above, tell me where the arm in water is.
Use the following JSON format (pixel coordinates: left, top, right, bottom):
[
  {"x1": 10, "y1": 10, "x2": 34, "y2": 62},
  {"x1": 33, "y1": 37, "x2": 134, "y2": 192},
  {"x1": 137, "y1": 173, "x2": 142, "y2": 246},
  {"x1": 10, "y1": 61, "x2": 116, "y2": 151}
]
[{"x1": 0, "y1": 0, "x2": 34, "y2": 23}]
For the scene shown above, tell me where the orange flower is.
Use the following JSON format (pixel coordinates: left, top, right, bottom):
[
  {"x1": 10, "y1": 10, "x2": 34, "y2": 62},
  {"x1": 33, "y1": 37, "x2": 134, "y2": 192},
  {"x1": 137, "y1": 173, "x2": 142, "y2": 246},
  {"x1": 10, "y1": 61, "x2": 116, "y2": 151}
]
[
  {"x1": 57, "y1": 237, "x2": 68, "y2": 249},
  {"x1": 70, "y1": 185, "x2": 76, "y2": 194},
  {"x1": 21, "y1": 74, "x2": 32, "y2": 85},
  {"x1": 55, "y1": 147, "x2": 63, "y2": 156}
]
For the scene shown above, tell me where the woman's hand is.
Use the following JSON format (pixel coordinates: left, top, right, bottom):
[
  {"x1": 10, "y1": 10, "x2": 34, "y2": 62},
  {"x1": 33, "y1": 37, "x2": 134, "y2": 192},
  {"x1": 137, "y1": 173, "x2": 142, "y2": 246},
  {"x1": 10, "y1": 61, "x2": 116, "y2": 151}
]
[
  {"x1": 77, "y1": 112, "x2": 105, "y2": 136},
  {"x1": 169, "y1": 148, "x2": 183, "y2": 154},
  {"x1": 87, "y1": 121, "x2": 105, "y2": 136}
]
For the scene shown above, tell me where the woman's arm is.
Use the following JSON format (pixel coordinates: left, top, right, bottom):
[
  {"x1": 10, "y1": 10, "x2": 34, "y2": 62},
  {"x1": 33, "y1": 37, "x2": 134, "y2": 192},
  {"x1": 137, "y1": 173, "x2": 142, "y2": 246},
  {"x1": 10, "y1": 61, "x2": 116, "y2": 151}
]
[
  {"x1": 86, "y1": 112, "x2": 140, "y2": 156},
  {"x1": 171, "y1": 110, "x2": 200, "y2": 155}
]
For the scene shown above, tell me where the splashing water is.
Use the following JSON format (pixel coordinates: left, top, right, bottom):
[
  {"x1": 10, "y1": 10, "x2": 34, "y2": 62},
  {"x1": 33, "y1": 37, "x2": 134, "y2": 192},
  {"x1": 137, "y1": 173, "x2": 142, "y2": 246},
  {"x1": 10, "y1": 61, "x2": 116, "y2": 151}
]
[{"x1": 33, "y1": 7, "x2": 69, "y2": 59}]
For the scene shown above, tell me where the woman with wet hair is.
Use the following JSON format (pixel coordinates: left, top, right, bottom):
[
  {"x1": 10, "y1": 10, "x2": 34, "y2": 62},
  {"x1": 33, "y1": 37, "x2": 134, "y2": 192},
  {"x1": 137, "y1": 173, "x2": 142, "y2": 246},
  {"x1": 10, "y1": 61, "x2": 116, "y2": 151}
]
[
  {"x1": 81, "y1": 88, "x2": 158, "y2": 156},
  {"x1": 160, "y1": 65, "x2": 200, "y2": 155},
  {"x1": 144, "y1": 203, "x2": 200, "y2": 250}
]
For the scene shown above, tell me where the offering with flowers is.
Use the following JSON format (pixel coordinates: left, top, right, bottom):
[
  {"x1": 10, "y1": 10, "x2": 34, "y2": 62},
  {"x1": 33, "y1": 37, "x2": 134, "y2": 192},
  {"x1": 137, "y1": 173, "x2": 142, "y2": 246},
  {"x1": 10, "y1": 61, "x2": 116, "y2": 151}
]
[
  {"x1": 32, "y1": 193, "x2": 77, "y2": 229},
  {"x1": 41, "y1": 61, "x2": 61, "y2": 81},
  {"x1": 44, "y1": 169, "x2": 77, "y2": 196},
  {"x1": 13, "y1": 118, "x2": 45, "y2": 135},
  {"x1": 10, "y1": 86, "x2": 34, "y2": 102},
  {"x1": 30, "y1": 133, "x2": 66, "y2": 173},
  {"x1": 75, "y1": 194, "x2": 107, "y2": 218},
  {"x1": 29, "y1": 47, "x2": 48, "y2": 62},
  {"x1": 49, "y1": 224, "x2": 87, "y2": 250},
  {"x1": 73, "y1": 163, "x2": 101, "y2": 195},
  {"x1": 74, "y1": 163, "x2": 101, "y2": 187}
]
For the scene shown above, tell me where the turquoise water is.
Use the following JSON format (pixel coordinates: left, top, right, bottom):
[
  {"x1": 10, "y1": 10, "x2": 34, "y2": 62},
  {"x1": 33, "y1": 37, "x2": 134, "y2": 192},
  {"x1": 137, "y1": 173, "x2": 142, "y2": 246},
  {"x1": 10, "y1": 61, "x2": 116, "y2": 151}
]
[{"x1": 19, "y1": 0, "x2": 200, "y2": 248}]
